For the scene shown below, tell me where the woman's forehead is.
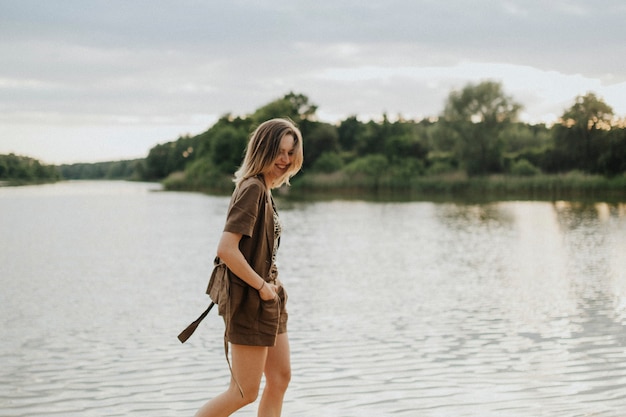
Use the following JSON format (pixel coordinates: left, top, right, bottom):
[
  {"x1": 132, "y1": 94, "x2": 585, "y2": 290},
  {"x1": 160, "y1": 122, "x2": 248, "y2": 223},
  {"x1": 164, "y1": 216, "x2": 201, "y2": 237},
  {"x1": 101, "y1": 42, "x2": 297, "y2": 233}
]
[{"x1": 279, "y1": 134, "x2": 295, "y2": 148}]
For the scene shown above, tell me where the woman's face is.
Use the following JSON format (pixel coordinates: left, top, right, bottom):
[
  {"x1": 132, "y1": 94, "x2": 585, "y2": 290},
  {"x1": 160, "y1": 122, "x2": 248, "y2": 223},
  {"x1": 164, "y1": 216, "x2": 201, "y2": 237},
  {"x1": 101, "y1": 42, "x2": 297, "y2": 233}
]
[{"x1": 265, "y1": 134, "x2": 295, "y2": 187}]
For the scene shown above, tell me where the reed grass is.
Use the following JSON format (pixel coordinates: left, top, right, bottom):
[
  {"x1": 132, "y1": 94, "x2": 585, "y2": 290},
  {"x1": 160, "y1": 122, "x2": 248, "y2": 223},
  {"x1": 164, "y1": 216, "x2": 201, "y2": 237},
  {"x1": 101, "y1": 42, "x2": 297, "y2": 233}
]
[
  {"x1": 290, "y1": 171, "x2": 626, "y2": 201},
  {"x1": 162, "y1": 168, "x2": 626, "y2": 201},
  {"x1": 162, "y1": 170, "x2": 233, "y2": 194}
]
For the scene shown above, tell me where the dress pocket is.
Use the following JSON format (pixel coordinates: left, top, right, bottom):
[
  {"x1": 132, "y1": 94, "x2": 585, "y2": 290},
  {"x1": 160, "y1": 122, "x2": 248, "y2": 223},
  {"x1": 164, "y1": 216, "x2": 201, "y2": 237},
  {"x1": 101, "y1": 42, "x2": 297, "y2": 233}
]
[{"x1": 258, "y1": 295, "x2": 280, "y2": 337}]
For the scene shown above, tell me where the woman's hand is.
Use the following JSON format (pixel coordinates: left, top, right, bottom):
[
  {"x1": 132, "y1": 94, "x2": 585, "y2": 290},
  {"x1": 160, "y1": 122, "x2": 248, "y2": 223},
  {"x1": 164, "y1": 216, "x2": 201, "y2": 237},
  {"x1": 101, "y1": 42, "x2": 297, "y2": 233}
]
[
  {"x1": 259, "y1": 282, "x2": 279, "y2": 301},
  {"x1": 218, "y1": 231, "x2": 276, "y2": 300}
]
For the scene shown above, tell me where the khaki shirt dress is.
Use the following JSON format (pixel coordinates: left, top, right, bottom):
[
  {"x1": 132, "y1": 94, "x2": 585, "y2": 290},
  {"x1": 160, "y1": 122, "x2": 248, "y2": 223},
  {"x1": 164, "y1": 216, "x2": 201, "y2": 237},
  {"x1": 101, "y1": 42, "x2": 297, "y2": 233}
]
[{"x1": 223, "y1": 175, "x2": 288, "y2": 346}]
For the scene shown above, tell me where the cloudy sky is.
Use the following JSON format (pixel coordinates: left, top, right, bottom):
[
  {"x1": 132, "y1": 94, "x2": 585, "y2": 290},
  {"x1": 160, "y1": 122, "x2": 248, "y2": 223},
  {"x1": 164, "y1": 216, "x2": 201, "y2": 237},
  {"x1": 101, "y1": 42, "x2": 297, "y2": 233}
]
[{"x1": 1, "y1": 0, "x2": 625, "y2": 164}]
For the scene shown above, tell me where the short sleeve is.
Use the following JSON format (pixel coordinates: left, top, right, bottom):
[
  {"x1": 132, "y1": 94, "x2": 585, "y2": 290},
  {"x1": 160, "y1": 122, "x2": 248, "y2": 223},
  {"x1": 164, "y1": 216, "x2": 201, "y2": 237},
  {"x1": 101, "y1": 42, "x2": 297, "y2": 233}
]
[{"x1": 223, "y1": 179, "x2": 264, "y2": 237}]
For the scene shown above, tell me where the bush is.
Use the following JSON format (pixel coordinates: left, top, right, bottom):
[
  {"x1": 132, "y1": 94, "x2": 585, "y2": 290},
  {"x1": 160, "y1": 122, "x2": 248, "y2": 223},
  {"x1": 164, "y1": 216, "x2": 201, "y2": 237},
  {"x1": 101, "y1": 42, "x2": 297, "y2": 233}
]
[
  {"x1": 312, "y1": 152, "x2": 344, "y2": 173},
  {"x1": 388, "y1": 158, "x2": 425, "y2": 178},
  {"x1": 344, "y1": 154, "x2": 388, "y2": 177},
  {"x1": 166, "y1": 158, "x2": 232, "y2": 192},
  {"x1": 427, "y1": 161, "x2": 456, "y2": 175},
  {"x1": 510, "y1": 159, "x2": 540, "y2": 176}
]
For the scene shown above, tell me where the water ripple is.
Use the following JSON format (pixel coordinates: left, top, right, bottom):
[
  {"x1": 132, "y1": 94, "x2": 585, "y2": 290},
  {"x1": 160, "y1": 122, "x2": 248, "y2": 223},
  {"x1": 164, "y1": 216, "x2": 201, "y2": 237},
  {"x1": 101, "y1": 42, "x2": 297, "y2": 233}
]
[{"x1": 1, "y1": 183, "x2": 626, "y2": 416}]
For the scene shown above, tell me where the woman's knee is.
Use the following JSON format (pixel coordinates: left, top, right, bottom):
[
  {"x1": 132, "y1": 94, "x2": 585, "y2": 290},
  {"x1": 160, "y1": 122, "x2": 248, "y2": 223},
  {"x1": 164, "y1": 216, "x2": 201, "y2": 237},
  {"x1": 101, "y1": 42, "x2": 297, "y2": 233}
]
[
  {"x1": 266, "y1": 366, "x2": 291, "y2": 392},
  {"x1": 235, "y1": 380, "x2": 261, "y2": 405}
]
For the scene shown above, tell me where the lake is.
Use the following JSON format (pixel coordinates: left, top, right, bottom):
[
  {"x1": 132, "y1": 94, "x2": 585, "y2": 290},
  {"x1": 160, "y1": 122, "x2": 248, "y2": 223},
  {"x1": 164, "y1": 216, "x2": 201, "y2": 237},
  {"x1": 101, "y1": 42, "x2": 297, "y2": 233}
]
[{"x1": 1, "y1": 180, "x2": 625, "y2": 417}]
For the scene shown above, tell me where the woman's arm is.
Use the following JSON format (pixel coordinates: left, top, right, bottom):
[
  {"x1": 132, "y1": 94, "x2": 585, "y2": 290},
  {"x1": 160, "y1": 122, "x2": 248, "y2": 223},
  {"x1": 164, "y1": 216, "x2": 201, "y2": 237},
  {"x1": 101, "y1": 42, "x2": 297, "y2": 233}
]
[{"x1": 217, "y1": 231, "x2": 277, "y2": 301}]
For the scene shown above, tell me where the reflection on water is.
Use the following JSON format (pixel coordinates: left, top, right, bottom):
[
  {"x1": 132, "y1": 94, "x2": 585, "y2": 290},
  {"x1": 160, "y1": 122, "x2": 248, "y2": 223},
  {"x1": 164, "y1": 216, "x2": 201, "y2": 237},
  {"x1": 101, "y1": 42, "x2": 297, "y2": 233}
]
[{"x1": 1, "y1": 181, "x2": 625, "y2": 417}]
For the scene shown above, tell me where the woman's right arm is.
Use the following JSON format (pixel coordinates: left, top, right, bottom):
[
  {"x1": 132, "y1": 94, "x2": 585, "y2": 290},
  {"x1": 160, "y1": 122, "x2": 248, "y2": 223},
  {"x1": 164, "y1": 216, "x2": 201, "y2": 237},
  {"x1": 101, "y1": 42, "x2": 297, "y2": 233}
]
[{"x1": 217, "y1": 231, "x2": 277, "y2": 301}]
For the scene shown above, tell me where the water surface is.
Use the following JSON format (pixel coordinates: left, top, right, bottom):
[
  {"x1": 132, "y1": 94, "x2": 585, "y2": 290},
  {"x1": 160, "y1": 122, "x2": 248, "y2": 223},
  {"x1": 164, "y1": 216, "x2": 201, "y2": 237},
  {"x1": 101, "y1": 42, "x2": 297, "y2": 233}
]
[{"x1": 1, "y1": 181, "x2": 625, "y2": 416}]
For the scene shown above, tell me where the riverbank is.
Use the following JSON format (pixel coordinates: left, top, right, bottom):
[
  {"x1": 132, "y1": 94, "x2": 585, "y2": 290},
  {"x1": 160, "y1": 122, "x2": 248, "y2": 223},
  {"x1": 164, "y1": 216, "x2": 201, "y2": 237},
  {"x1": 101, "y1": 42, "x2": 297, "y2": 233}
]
[
  {"x1": 163, "y1": 170, "x2": 626, "y2": 202},
  {"x1": 0, "y1": 178, "x2": 60, "y2": 187},
  {"x1": 290, "y1": 171, "x2": 626, "y2": 202}
]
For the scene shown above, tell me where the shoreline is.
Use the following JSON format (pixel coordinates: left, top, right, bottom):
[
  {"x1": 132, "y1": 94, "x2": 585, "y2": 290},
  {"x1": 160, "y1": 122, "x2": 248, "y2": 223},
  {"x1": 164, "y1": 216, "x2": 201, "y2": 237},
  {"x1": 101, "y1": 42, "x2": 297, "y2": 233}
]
[
  {"x1": 163, "y1": 171, "x2": 626, "y2": 203},
  {"x1": 6, "y1": 174, "x2": 624, "y2": 204}
]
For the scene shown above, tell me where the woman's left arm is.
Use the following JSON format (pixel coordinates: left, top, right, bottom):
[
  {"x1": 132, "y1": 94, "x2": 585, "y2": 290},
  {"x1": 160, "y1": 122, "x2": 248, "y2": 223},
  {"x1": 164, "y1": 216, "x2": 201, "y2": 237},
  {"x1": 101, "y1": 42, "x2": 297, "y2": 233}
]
[{"x1": 217, "y1": 231, "x2": 277, "y2": 301}]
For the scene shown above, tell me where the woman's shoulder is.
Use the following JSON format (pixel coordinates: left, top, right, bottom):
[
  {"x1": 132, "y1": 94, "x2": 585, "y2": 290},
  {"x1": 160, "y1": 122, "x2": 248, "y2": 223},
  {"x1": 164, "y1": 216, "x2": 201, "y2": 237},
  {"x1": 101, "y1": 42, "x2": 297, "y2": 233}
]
[
  {"x1": 232, "y1": 176, "x2": 267, "y2": 202},
  {"x1": 239, "y1": 175, "x2": 265, "y2": 188},
  {"x1": 236, "y1": 176, "x2": 266, "y2": 193}
]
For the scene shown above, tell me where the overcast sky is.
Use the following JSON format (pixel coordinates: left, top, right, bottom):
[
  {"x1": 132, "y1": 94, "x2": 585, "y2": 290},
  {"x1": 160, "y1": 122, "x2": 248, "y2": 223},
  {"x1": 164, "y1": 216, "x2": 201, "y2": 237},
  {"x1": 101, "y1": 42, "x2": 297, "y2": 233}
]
[{"x1": 1, "y1": 0, "x2": 625, "y2": 164}]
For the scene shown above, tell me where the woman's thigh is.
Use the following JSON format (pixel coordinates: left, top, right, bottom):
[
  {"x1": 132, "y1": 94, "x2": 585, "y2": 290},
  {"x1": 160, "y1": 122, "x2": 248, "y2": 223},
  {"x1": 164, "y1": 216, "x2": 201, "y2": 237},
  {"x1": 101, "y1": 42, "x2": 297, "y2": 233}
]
[
  {"x1": 264, "y1": 333, "x2": 291, "y2": 384},
  {"x1": 231, "y1": 344, "x2": 268, "y2": 394}
]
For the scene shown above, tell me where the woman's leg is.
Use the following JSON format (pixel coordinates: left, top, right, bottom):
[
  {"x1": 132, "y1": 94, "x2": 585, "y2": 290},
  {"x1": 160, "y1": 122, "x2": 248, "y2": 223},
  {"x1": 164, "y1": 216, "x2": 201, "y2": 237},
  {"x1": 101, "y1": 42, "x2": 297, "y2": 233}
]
[
  {"x1": 258, "y1": 333, "x2": 291, "y2": 417},
  {"x1": 194, "y1": 344, "x2": 268, "y2": 417}
]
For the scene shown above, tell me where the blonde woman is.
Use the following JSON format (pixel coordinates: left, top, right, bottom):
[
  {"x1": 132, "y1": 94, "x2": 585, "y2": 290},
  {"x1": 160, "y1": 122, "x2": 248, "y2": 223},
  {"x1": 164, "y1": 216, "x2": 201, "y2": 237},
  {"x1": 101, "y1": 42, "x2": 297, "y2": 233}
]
[{"x1": 195, "y1": 118, "x2": 304, "y2": 417}]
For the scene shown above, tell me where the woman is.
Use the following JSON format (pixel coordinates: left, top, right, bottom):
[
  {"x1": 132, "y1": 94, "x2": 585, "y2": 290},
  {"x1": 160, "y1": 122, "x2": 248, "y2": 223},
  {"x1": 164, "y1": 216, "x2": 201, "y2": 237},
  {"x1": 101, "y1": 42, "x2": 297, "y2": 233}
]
[{"x1": 195, "y1": 118, "x2": 304, "y2": 417}]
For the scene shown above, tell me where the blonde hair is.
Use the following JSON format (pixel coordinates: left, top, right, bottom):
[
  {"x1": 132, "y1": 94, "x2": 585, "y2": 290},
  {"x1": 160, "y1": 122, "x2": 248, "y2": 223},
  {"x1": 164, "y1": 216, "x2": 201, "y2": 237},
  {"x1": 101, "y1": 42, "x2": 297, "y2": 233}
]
[{"x1": 234, "y1": 118, "x2": 304, "y2": 188}]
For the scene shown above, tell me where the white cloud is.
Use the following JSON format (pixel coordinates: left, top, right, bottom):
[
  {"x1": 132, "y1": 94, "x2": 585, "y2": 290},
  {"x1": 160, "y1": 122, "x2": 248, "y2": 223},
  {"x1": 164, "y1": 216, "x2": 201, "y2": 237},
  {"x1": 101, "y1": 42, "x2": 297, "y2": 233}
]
[
  {"x1": 1, "y1": 0, "x2": 625, "y2": 162},
  {"x1": 312, "y1": 61, "x2": 625, "y2": 123}
]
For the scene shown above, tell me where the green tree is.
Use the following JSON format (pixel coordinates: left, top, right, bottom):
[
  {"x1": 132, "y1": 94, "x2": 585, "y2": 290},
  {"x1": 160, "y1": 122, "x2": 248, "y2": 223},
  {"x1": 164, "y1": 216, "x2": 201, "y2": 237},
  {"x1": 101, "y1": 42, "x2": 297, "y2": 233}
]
[
  {"x1": 337, "y1": 115, "x2": 365, "y2": 152},
  {"x1": 312, "y1": 152, "x2": 344, "y2": 173},
  {"x1": 194, "y1": 115, "x2": 251, "y2": 159},
  {"x1": 596, "y1": 126, "x2": 626, "y2": 176},
  {"x1": 554, "y1": 92, "x2": 614, "y2": 172},
  {"x1": 302, "y1": 122, "x2": 340, "y2": 170},
  {"x1": 442, "y1": 81, "x2": 522, "y2": 176},
  {"x1": 250, "y1": 92, "x2": 317, "y2": 125},
  {"x1": 210, "y1": 125, "x2": 248, "y2": 174},
  {"x1": 510, "y1": 159, "x2": 540, "y2": 176},
  {"x1": 145, "y1": 143, "x2": 170, "y2": 179},
  {"x1": 0, "y1": 154, "x2": 59, "y2": 182},
  {"x1": 354, "y1": 117, "x2": 392, "y2": 156},
  {"x1": 384, "y1": 133, "x2": 428, "y2": 162},
  {"x1": 501, "y1": 123, "x2": 549, "y2": 154},
  {"x1": 344, "y1": 154, "x2": 389, "y2": 178},
  {"x1": 144, "y1": 135, "x2": 197, "y2": 180}
]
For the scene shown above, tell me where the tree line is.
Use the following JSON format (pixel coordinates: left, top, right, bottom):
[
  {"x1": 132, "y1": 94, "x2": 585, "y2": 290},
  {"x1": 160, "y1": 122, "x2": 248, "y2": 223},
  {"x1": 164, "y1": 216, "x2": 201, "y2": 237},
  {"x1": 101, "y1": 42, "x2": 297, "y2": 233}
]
[
  {"x1": 140, "y1": 85, "x2": 626, "y2": 193},
  {"x1": 0, "y1": 153, "x2": 60, "y2": 183},
  {"x1": 6, "y1": 82, "x2": 626, "y2": 192},
  {"x1": 57, "y1": 159, "x2": 144, "y2": 181}
]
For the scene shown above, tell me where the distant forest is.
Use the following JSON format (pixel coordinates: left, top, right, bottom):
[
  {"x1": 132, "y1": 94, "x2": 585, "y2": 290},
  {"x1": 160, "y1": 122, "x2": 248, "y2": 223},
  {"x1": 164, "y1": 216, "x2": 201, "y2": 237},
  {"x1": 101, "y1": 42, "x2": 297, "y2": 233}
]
[
  {"x1": 3, "y1": 81, "x2": 626, "y2": 195},
  {"x1": 0, "y1": 153, "x2": 60, "y2": 184}
]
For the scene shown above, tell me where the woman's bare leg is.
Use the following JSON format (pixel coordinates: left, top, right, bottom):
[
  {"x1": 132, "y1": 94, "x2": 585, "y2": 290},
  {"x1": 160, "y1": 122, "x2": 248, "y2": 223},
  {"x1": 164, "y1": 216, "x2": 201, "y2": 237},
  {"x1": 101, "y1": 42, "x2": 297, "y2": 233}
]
[
  {"x1": 194, "y1": 344, "x2": 268, "y2": 417},
  {"x1": 258, "y1": 333, "x2": 291, "y2": 417}
]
